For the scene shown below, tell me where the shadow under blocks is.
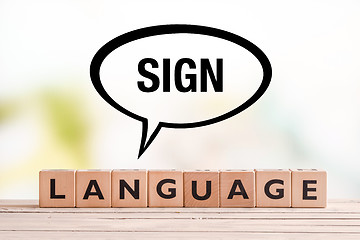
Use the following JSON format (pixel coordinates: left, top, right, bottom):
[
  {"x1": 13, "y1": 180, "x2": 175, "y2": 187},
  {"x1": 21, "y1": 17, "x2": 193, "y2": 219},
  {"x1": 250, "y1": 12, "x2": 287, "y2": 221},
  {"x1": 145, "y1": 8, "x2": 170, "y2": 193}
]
[{"x1": 39, "y1": 169, "x2": 327, "y2": 208}]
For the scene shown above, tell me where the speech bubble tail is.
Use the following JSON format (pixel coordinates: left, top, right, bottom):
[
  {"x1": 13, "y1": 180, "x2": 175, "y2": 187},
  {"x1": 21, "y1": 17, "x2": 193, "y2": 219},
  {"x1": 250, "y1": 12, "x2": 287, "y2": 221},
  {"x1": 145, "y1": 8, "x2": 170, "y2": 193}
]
[{"x1": 138, "y1": 119, "x2": 162, "y2": 159}]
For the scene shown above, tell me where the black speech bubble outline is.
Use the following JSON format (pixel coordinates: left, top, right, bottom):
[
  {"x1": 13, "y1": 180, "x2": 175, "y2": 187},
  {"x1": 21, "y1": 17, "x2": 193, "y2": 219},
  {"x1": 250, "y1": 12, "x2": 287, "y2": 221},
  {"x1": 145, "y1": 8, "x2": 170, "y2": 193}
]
[{"x1": 90, "y1": 24, "x2": 272, "y2": 159}]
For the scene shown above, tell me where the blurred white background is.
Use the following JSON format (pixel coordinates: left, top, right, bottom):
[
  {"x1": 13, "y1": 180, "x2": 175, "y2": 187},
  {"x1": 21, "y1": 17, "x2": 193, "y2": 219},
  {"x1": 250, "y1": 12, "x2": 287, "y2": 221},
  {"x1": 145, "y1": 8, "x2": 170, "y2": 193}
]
[{"x1": 0, "y1": 0, "x2": 359, "y2": 199}]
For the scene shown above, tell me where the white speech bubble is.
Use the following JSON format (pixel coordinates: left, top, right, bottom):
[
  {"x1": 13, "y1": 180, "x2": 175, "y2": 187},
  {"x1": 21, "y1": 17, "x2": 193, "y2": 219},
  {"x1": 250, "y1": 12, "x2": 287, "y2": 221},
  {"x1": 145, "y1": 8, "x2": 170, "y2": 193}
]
[{"x1": 90, "y1": 25, "x2": 272, "y2": 158}]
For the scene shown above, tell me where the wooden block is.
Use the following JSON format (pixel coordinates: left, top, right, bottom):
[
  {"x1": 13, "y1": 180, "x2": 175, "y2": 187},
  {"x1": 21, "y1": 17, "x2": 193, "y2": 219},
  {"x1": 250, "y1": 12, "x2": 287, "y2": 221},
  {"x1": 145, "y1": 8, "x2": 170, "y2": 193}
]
[
  {"x1": 291, "y1": 169, "x2": 327, "y2": 208},
  {"x1": 111, "y1": 169, "x2": 147, "y2": 207},
  {"x1": 76, "y1": 170, "x2": 111, "y2": 208},
  {"x1": 184, "y1": 170, "x2": 219, "y2": 207},
  {"x1": 219, "y1": 170, "x2": 255, "y2": 208},
  {"x1": 255, "y1": 169, "x2": 291, "y2": 207},
  {"x1": 39, "y1": 170, "x2": 75, "y2": 208},
  {"x1": 148, "y1": 170, "x2": 183, "y2": 207}
]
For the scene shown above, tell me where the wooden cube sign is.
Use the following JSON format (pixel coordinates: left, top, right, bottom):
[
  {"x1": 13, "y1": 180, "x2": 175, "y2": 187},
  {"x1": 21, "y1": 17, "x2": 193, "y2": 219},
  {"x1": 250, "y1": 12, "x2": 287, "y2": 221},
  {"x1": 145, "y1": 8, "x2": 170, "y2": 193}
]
[
  {"x1": 39, "y1": 170, "x2": 75, "y2": 208},
  {"x1": 184, "y1": 170, "x2": 219, "y2": 207},
  {"x1": 255, "y1": 169, "x2": 292, "y2": 207},
  {"x1": 148, "y1": 170, "x2": 183, "y2": 207},
  {"x1": 39, "y1": 169, "x2": 327, "y2": 208},
  {"x1": 76, "y1": 170, "x2": 111, "y2": 208},
  {"x1": 220, "y1": 170, "x2": 255, "y2": 207},
  {"x1": 112, "y1": 169, "x2": 147, "y2": 207},
  {"x1": 291, "y1": 169, "x2": 327, "y2": 208}
]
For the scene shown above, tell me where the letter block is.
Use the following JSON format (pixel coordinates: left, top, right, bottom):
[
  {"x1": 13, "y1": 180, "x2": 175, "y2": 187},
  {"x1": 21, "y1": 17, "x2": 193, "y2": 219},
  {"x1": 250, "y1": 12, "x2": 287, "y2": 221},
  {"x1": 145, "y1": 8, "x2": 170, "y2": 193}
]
[
  {"x1": 39, "y1": 170, "x2": 75, "y2": 208},
  {"x1": 255, "y1": 169, "x2": 291, "y2": 207},
  {"x1": 291, "y1": 169, "x2": 327, "y2": 208},
  {"x1": 76, "y1": 170, "x2": 111, "y2": 208},
  {"x1": 112, "y1": 169, "x2": 147, "y2": 207},
  {"x1": 184, "y1": 170, "x2": 219, "y2": 207},
  {"x1": 148, "y1": 170, "x2": 183, "y2": 207},
  {"x1": 220, "y1": 170, "x2": 255, "y2": 207}
]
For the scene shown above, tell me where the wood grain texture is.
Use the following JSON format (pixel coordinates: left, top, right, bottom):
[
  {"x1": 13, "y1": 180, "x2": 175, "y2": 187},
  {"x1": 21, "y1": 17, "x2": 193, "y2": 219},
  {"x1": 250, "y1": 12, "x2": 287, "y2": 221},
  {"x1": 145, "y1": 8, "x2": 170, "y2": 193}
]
[
  {"x1": 148, "y1": 170, "x2": 183, "y2": 207},
  {"x1": 255, "y1": 169, "x2": 291, "y2": 207},
  {"x1": 0, "y1": 200, "x2": 360, "y2": 239},
  {"x1": 184, "y1": 171, "x2": 219, "y2": 207},
  {"x1": 220, "y1": 170, "x2": 255, "y2": 207},
  {"x1": 39, "y1": 170, "x2": 75, "y2": 208},
  {"x1": 291, "y1": 169, "x2": 327, "y2": 208},
  {"x1": 76, "y1": 170, "x2": 111, "y2": 208},
  {"x1": 111, "y1": 169, "x2": 147, "y2": 207}
]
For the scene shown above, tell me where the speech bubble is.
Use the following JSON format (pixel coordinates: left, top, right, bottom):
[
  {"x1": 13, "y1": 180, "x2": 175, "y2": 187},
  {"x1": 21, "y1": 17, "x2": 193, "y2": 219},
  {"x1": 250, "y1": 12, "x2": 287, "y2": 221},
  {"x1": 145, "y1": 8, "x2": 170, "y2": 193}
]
[{"x1": 90, "y1": 24, "x2": 272, "y2": 158}]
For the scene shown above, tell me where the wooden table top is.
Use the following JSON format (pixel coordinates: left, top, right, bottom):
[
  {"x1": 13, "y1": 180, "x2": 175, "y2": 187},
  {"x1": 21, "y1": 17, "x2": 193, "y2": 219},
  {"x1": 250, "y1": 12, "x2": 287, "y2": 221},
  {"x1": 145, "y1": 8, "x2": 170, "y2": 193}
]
[{"x1": 0, "y1": 199, "x2": 359, "y2": 239}]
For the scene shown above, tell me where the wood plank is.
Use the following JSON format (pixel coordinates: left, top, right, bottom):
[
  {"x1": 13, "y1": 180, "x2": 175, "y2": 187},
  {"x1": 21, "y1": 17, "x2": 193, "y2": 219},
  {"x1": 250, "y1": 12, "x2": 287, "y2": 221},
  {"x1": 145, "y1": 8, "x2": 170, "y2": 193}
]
[
  {"x1": 0, "y1": 200, "x2": 359, "y2": 239},
  {"x1": 1, "y1": 200, "x2": 360, "y2": 213},
  {"x1": 2, "y1": 211, "x2": 360, "y2": 219},
  {"x1": 1, "y1": 231, "x2": 360, "y2": 240}
]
